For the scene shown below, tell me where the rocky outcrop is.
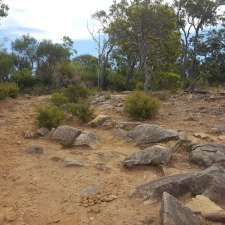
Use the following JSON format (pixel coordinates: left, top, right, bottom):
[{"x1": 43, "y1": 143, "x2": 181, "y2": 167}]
[
  {"x1": 161, "y1": 192, "x2": 201, "y2": 225},
  {"x1": 190, "y1": 144, "x2": 225, "y2": 167},
  {"x1": 133, "y1": 162, "x2": 225, "y2": 204},
  {"x1": 51, "y1": 126, "x2": 81, "y2": 147},
  {"x1": 123, "y1": 145, "x2": 171, "y2": 168},
  {"x1": 128, "y1": 124, "x2": 178, "y2": 145}
]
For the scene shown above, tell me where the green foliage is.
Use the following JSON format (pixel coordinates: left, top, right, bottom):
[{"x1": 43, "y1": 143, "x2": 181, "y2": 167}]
[
  {"x1": 0, "y1": 51, "x2": 14, "y2": 81},
  {"x1": 37, "y1": 105, "x2": 64, "y2": 129},
  {"x1": 51, "y1": 92, "x2": 69, "y2": 107},
  {"x1": 153, "y1": 72, "x2": 181, "y2": 90},
  {"x1": 63, "y1": 85, "x2": 89, "y2": 103},
  {"x1": 108, "y1": 73, "x2": 127, "y2": 91},
  {"x1": 65, "y1": 101, "x2": 94, "y2": 123},
  {"x1": 0, "y1": 82, "x2": 19, "y2": 100},
  {"x1": 12, "y1": 35, "x2": 38, "y2": 70},
  {"x1": 124, "y1": 92, "x2": 160, "y2": 120},
  {"x1": 12, "y1": 68, "x2": 36, "y2": 89}
]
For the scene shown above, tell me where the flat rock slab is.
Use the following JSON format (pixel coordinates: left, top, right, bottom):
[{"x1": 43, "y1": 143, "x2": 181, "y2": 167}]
[
  {"x1": 190, "y1": 144, "x2": 225, "y2": 167},
  {"x1": 185, "y1": 195, "x2": 222, "y2": 215},
  {"x1": 161, "y1": 192, "x2": 201, "y2": 225},
  {"x1": 51, "y1": 126, "x2": 81, "y2": 147},
  {"x1": 123, "y1": 145, "x2": 171, "y2": 168},
  {"x1": 127, "y1": 124, "x2": 178, "y2": 145},
  {"x1": 64, "y1": 159, "x2": 85, "y2": 167},
  {"x1": 133, "y1": 162, "x2": 225, "y2": 204}
]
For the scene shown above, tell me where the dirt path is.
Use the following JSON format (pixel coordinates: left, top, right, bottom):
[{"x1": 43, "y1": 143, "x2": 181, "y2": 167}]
[{"x1": 0, "y1": 93, "x2": 224, "y2": 225}]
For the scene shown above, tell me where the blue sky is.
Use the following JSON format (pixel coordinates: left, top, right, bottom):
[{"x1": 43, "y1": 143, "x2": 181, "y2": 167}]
[{"x1": 0, "y1": 0, "x2": 113, "y2": 55}]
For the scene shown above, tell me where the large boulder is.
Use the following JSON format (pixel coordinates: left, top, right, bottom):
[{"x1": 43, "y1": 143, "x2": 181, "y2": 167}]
[
  {"x1": 123, "y1": 145, "x2": 171, "y2": 168},
  {"x1": 127, "y1": 124, "x2": 178, "y2": 145},
  {"x1": 51, "y1": 126, "x2": 81, "y2": 147},
  {"x1": 161, "y1": 192, "x2": 201, "y2": 225},
  {"x1": 190, "y1": 144, "x2": 225, "y2": 167},
  {"x1": 133, "y1": 162, "x2": 225, "y2": 204}
]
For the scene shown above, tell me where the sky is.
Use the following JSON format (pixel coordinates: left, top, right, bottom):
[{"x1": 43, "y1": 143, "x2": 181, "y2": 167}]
[{"x1": 0, "y1": 0, "x2": 113, "y2": 55}]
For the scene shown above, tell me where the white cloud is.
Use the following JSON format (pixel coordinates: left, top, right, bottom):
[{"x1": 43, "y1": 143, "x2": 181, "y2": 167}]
[{"x1": 2, "y1": 0, "x2": 113, "y2": 41}]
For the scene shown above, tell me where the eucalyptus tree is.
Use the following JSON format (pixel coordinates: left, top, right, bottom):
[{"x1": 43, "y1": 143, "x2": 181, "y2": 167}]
[
  {"x1": 12, "y1": 35, "x2": 38, "y2": 70},
  {"x1": 101, "y1": 0, "x2": 180, "y2": 91},
  {"x1": 174, "y1": 0, "x2": 225, "y2": 77}
]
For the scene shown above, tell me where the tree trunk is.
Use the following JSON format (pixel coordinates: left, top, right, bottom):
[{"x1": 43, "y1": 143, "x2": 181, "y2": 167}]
[{"x1": 144, "y1": 61, "x2": 151, "y2": 92}]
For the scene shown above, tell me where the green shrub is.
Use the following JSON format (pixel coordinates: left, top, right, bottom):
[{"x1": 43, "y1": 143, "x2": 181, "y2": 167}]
[
  {"x1": 153, "y1": 72, "x2": 181, "y2": 91},
  {"x1": 37, "y1": 105, "x2": 64, "y2": 129},
  {"x1": 51, "y1": 92, "x2": 69, "y2": 107},
  {"x1": 63, "y1": 85, "x2": 89, "y2": 103},
  {"x1": 135, "y1": 81, "x2": 144, "y2": 90},
  {"x1": 108, "y1": 73, "x2": 127, "y2": 91},
  {"x1": 0, "y1": 82, "x2": 19, "y2": 100},
  {"x1": 12, "y1": 68, "x2": 36, "y2": 89},
  {"x1": 124, "y1": 92, "x2": 160, "y2": 120},
  {"x1": 65, "y1": 101, "x2": 94, "y2": 123}
]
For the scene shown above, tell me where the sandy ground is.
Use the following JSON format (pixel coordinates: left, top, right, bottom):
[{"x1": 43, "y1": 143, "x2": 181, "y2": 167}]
[{"x1": 0, "y1": 92, "x2": 225, "y2": 225}]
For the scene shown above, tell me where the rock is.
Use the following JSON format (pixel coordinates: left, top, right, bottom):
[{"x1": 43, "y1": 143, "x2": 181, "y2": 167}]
[
  {"x1": 204, "y1": 211, "x2": 225, "y2": 223},
  {"x1": 88, "y1": 115, "x2": 111, "y2": 128},
  {"x1": 128, "y1": 124, "x2": 179, "y2": 145},
  {"x1": 190, "y1": 144, "x2": 225, "y2": 167},
  {"x1": 64, "y1": 159, "x2": 85, "y2": 167},
  {"x1": 51, "y1": 126, "x2": 81, "y2": 147},
  {"x1": 112, "y1": 129, "x2": 129, "y2": 140},
  {"x1": 212, "y1": 125, "x2": 225, "y2": 134},
  {"x1": 36, "y1": 127, "x2": 50, "y2": 137},
  {"x1": 116, "y1": 121, "x2": 142, "y2": 130},
  {"x1": 185, "y1": 195, "x2": 222, "y2": 215},
  {"x1": 26, "y1": 145, "x2": 44, "y2": 155},
  {"x1": 133, "y1": 162, "x2": 225, "y2": 203},
  {"x1": 24, "y1": 131, "x2": 38, "y2": 139},
  {"x1": 193, "y1": 133, "x2": 212, "y2": 140},
  {"x1": 123, "y1": 145, "x2": 171, "y2": 168},
  {"x1": 81, "y1": 186, "x2": 98, "y2": 197},
  {"x1": 161, "y1": 192, "x2": 201, "y2": 225},
  {"x1": 74, "y1": 132, "x2": 98, "y2": 149}
]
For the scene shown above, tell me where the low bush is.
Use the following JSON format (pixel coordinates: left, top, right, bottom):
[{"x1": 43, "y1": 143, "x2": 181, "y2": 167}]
[
  {"x1": 124, "y1": 92, "x2": 160, "y2": 120},
  {"x1": 51, "y1": 92, "x2": 69, "y2": 107},
  {"x1": 153, "y1": 72, "x2": 181, "y2": 91},
  {"x1": 0, "y1": 82, "x2": 19, "y2": 100},
  {"x1": 37, "y1": 105, "x2": 64, "y2": 129},
  {"x1": 63, "y1": 85, "x2": 89, "y2": 103},
  {"x1": 12, "y1": 68, "x2": 36, "y2": 89},
  {"x1": 65, "y1": 101, "x2": 94, "y2": 123}
]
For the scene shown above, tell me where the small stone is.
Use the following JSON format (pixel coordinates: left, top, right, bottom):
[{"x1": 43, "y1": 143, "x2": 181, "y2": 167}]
[
  {"x1": 36, "y1": 127, "x2": 50, "y2": 137},
  {"x1": 26, "y1": 145, "x2": 44, "y2": 155},
  {"x1": 88, "y1": 115, "x2": 111, "y2": 128},
  {"x1": 64, "y1": 159, "x2": 85, "y2": 167},
  {"x1": 24, "y1": 131, "x2": 38, "y2": 139}
]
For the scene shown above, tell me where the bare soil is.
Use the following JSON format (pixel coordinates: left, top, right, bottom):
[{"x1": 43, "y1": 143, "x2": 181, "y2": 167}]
[{"x1": 0, "y1": 92, "x2": 225, "y2": 225}]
